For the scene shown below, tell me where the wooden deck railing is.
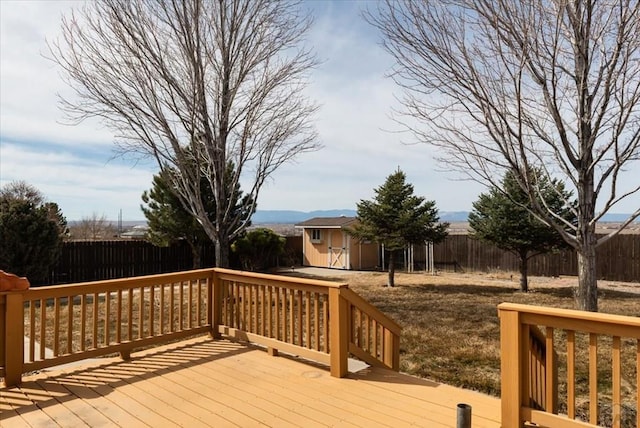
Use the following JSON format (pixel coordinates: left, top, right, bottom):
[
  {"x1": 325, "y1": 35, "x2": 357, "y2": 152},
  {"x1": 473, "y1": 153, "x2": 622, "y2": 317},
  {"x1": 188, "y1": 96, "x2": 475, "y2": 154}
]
[
  {"x1": 1, "y1": 268, "x2": 401, "y2": 387},
  {"x1": 499, "y1": 303, "x2": 640, "y2": 428}
]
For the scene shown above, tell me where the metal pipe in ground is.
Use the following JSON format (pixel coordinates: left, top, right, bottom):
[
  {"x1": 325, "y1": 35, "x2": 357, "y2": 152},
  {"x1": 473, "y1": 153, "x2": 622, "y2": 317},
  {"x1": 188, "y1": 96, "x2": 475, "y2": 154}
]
[{"x1": 456, "y1": 403, "x2": 472, "y2": 428}]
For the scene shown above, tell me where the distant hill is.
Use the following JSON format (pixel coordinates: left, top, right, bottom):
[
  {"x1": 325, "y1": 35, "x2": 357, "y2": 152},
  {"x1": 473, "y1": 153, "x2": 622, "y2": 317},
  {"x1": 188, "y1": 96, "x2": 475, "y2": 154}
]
[
  {"x1": 251, "y1": 209, "x2": 472, "y2": 224},
  {"x1": 251, "y1": 210, "x2": 357, "y2": 224},
  {"x1": 251, "y1": 210, "x2": 637, "y2": 224}
]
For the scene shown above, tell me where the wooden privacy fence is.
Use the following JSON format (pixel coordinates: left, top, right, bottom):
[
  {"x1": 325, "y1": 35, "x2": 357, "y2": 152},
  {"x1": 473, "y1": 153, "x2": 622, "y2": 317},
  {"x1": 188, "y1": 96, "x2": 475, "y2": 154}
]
[
  {"x1": 499, "y1": 303, "x2": 640, "y2": 428},
  {"x1": 42, "y1": 238, "x2": 303, "y2": 286},
  {"x1": 428, "y1": 234, "x2": 640, "y2": 282},
  {"x1": 0, "y1": 268, "x2": 401, "y2": 387}
]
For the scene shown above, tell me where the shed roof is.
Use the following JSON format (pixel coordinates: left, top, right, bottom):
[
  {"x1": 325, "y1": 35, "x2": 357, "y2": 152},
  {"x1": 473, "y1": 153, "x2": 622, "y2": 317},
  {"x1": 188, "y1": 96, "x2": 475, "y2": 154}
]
[{"x1": 294, "y1": 216, "x2": 358, "y2": 228}]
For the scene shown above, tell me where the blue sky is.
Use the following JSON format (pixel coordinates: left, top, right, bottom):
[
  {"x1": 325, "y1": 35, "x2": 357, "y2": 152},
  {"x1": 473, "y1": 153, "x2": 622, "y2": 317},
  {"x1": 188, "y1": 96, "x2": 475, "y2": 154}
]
[{"x1": 1, "y1": 1, "x2": 636, "y2": 221}]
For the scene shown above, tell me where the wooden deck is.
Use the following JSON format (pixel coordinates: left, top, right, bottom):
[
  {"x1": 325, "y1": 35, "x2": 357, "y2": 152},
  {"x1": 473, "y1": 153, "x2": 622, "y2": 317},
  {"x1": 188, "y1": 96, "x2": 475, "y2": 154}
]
[{"x1": 1, "y1": 336, "x2": 501, "y2": 427}]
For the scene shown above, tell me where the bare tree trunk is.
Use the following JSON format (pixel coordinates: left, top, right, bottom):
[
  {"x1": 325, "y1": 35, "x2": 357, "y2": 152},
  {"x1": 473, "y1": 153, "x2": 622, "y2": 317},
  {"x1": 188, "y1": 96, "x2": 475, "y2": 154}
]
[
  {"x1": 576, "y1": 245, "x2": 598, "y2": 312},
  {"x1": 387, "y1": 251, "x2": 396, "y2": 287},
  {"x1": 189, "y1": 243, "x2": 202, "y2": 270},
  {"x1": 518, "y1": 250, "x2": 529, "y2": 293},
  {"x1": 215, "y1": 235, "x2": 230, "y2": 269}
]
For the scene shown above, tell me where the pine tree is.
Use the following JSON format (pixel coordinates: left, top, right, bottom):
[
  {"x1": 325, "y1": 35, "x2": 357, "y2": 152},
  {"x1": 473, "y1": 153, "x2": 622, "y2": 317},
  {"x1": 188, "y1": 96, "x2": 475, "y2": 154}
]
[
  {"x1": 141, "y1": 163, "x2": 253, "y2": 268},
  {"x1": 469, "y1": 170, "x2": 576, "y2": 292},
  {"x1": 350, "y1": 169, "x2": 448, "y2": 287},
  {"x1": 0, "y1": 181, "x2": 66, "y2": 284}
]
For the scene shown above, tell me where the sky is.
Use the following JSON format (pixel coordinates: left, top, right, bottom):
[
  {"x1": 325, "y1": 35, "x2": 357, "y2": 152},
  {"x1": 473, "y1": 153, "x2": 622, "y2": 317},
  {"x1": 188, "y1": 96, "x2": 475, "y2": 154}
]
[{"x1": 1, "y1": 1, "x2": 636, "y2": 222}]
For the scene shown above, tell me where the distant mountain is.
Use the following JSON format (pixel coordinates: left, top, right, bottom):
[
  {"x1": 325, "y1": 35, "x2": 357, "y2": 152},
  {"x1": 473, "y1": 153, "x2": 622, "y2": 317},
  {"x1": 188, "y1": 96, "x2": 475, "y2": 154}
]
[
  {"x1": 251, "y1": 210, "x2": 357, "y2": 224},
  {"x1": 439, "y1": 211, "x2": 470, "y2": 222},
  {"x1": 251, "y1": 210, "x2": 637, "y2": 224}
]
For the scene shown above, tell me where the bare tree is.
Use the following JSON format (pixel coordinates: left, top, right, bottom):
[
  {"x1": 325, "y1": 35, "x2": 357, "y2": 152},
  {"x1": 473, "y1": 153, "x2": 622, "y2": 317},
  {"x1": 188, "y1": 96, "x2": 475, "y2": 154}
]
[
  {"x1": 367, "y1": 0, "x2": 640, "y2": 311},
  {"x1": 50, "y1": 0, "x2": 320, "y2": 267},
  {"x1": 72, "y1": 213, "x2": 115, "y2": 241}
]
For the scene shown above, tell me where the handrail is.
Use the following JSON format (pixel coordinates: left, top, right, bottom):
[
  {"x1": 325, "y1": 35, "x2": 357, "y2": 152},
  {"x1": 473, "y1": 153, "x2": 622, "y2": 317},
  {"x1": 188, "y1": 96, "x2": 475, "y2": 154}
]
[
  {"x1": 1, "y1": 268, "x2": 402, "y2": 387},
  {"x1": 1, "y1": 269, "x2": 214, "y2": 386},
  {"x1": 499, "y1": 303, "x2": 640, "y2": 428},
  {"x1": 212, "y1": 269, "x2": 401, "y2": 377},
  {"x1": 340, "y1": 287, "x2": 401, "y2": 371}
]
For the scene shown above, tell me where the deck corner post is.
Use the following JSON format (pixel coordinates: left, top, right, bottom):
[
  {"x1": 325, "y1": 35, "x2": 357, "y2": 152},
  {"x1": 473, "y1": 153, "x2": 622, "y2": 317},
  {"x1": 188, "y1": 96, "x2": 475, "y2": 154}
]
[
  {"x1": 329, "y1": 287, "x2": 348, "y2": 378},
  {"x1": 499, "y1": 305, "x2": 524, "y2": 428},
  {"x1": 4, "y1": 292, "x2": 24, "y2": 387},
  {"x1": 383, "y1": 329, "x2": 400, "y2": 371},
  {"x1": 210, "y1": 269, "x2": 222, "y2": 339}
]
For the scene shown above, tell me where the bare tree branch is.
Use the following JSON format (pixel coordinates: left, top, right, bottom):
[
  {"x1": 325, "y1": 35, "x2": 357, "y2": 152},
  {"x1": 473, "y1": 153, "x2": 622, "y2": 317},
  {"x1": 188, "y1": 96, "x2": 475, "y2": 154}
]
[
  {"x1": 367, "y1": 0, "x2": 640, "y2": 311},
  {"x1": 49, "y1": 0, "x2": 320, "y2": 266}
]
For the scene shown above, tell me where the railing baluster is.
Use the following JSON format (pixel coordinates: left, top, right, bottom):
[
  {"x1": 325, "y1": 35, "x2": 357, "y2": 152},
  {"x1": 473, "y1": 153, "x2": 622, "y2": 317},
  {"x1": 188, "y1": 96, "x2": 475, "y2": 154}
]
[
  {"x1": 589, "y1": 333, "x2": 598, "y2": 424},
  {"x1": 197, "y1": 279, "x2": 202, "y2": 326},
  {"x1": 372, "y1": 319, "x2": 378, "y2": 359},
  {"x1": 260, "y1": 286, "x2": 266, "y2": 337},
  {"x1": 297, "y1": 290, "x2": 303, "y2": 346},
  {"x1": 29, "y1": 302, "x2": 35, "y2": 362},
  {"x1": 169, "y1": 282, "x2": 175, "y2": 332},
  {"x1": 159, "y1": 284, "x2": 164, "y2": 335},
  {"x1": 149, "y1": 285, "x2": 155, "y2": 336},
  {"x1": 80, "y1": 295, "x2": 86, "y2": 352},
  {"x1": 178, "y1": 282, "x2": 184, "y2": 331},
  {"x1": 267, "y1": 286, "x2": 273, "y2": 338},
  {"x1": 567, "y1": 330, "x2": 576, "y2": 419},
  {"x1": 314, "y1": 293, "x2": 320, "y2": 351},
  {"x1": 116, "y1": 289, "x2": 122, "y2": 343},
  {"x1": 241, "y1": 283, "x2": 247, "y2": 331},
  {"x1": 305, "y1": 291, "x2": 311, "y2": 349},
  {"x1": 105, "y1": 291, "x2": 110, "y2": 346},
  {"x1": 140, "y1": 286, "x2": 145, "y2": 337},
  {"x1": 91, "y1": 293, "x2": 98, "y2": 349},
  {"x1": 39, "y1": 299, "x2": 46, "y2": 360},
  {"x1": 187, "y1": 280, "x2": 192, "y2": 329},
  {"x1": 54, "y1": 297, "x2": 60, "y2": 356},
  {"x1": 323, "y1": 296, "x2": 329, "y2": 353},
  {"x1": 235, "y1": 282, "x2": 240, "y2": 329},
  {"x1": 612, "y1": 336, "x2": 621, "y2": 428},
  {"x1": 67, "y1": 295, "x2": 73, "y2": 354},
  {"x1": 545, "y1": 326, "x2": 555, "y2": 412},
  {"x1": 289, "y1": 288, "x2": 294, "y2": 344},
  {"x1": 274, "y1": 287, "x2": 278, "y2": 346},
  {"x1": 128, "y1": 288, "x2": 133, "y2": 340}
]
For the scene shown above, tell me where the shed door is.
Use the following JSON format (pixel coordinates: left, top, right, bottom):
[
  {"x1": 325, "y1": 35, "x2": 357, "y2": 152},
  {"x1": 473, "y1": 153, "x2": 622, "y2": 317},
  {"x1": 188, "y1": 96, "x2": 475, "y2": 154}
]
[{"x1": 328, "y1": 229, "x2": 347, "y2": 269}]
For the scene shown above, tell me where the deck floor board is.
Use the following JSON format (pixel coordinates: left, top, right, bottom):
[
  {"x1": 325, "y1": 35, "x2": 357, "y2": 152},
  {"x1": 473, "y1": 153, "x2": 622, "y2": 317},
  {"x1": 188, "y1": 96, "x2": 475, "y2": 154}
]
[{"x1": 1, "y1": 336, "x2": 501, "y2": 427}]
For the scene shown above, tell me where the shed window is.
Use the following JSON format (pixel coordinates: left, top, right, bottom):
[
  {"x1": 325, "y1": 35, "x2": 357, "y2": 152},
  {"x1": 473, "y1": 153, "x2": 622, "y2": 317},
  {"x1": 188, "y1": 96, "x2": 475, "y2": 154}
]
[{"x1": 311, "y1": 229, "x2": 322, "y2": 243}]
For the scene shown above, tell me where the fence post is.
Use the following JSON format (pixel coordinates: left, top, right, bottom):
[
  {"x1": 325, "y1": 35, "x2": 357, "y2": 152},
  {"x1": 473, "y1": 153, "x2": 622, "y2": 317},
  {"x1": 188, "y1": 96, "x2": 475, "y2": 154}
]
[
  {"x1": 499, "y1": 305, "x2": 525, "y2": 428},
  {"x1": 329, "y1": 287, "x2": 348, "y2": 378},
  {"x1": 3, "y1": 292, "x2": 24, "y2": 387},
  {"x1": 210, "y1": 269, "x2": 222, "y2": 339}
]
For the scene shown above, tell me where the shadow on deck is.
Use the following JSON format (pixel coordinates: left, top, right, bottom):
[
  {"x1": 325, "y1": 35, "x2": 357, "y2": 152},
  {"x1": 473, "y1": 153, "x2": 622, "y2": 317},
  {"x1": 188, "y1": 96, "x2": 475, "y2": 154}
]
[{"x1": 1, "y1": 336, "x2": 501, "y2": 427}]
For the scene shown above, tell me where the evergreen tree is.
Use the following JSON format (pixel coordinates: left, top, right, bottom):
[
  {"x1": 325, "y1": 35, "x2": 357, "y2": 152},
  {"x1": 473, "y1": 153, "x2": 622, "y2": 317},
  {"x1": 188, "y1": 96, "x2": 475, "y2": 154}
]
[
  {"x1": 469, "y1": 170, "x2": 576, "y2": 292},
  {"x1": 350, "y1": 169, "x2": 448, "y2": 287},
  {"x1": 141, "y1": 163, "x2": 253, "y2": 268},
  {"x1": 232, "y1": 228, "x2": 285, "y2": 272},
  {"x1": 0, "y1": 182, "x2": 66, "y2": 284}
]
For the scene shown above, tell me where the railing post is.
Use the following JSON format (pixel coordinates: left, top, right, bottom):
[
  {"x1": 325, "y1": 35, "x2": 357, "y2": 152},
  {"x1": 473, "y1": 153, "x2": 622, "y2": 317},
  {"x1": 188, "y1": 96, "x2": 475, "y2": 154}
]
[
  {"x1": 383, "y1": 329, "x2": 400, "y2": 370},
  {"x1": 329, "y1": 287, "x2": 348, "y2": 378},
  {"x1": 499, "y1": 305, "x2": 525, "y2": 428},
  {"x1": 211, "y1": 269, "x2": 222, "y2": 339},
  {"x1": 4, "y1": 292, "x2": 24, "y2": 387}
]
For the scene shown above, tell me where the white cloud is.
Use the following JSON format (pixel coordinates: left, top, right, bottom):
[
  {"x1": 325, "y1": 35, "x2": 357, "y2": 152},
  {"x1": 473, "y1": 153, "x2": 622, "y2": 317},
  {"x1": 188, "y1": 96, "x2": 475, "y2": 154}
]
[
  {"x1": 0, "y1": 142, "x2": 153, "y2": 221},
  {"x1": 3, "y1": 1, "x2": 632, "y2": 221}
]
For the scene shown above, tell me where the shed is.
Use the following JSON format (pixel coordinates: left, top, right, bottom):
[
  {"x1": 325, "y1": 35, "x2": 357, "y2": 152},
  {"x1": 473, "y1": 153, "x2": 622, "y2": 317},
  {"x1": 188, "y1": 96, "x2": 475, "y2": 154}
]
[{"x1": 294, "y1": 217, "x2": 379, "y2": 270}]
